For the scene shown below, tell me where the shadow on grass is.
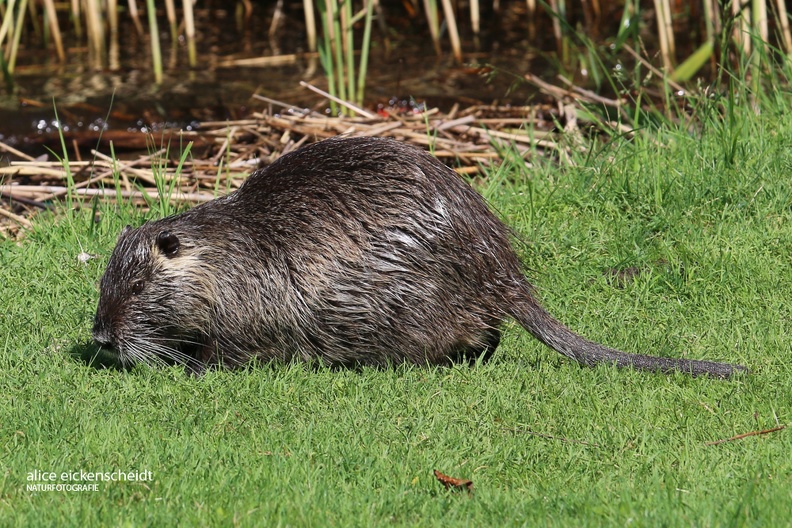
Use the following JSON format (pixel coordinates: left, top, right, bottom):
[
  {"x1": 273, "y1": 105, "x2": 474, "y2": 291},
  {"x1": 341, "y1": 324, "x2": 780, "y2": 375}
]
[
  {"x1": 64, "y1": 337, "x2": 504, "y2": 376},
  {"x1": 67, "y1": 340, "x2": 127, "y2": 372}
]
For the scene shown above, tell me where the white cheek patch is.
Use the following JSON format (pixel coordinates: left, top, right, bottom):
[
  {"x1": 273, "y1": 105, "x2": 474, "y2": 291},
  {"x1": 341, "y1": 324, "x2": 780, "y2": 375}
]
[{"x1": 151, "y1": 244, "x2": 220, "y2": 302}]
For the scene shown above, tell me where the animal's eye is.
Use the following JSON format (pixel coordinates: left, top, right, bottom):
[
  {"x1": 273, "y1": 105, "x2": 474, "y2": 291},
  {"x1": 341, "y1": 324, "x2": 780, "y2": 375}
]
[
  {"x1": 157, "y1": 231, "x2": 180, "y2": 257},
  {"x1": 131, "y1": 280, "x2": 145, "y2": 295}
]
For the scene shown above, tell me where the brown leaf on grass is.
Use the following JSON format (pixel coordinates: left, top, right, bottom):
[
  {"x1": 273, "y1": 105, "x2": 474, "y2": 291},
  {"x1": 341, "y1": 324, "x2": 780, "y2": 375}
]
[
  {"x1": 705, "y1": 425, "x2": 786, "y2": 446},
  {"x1": 434, "y1": 469, "x2": 473, "y2": 494}
]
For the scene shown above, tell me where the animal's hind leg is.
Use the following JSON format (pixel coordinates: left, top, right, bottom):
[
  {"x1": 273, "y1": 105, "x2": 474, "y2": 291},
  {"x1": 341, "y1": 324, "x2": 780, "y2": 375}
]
[{"x1": 452, "y1": 328, "x2": 501, "y2": 365}]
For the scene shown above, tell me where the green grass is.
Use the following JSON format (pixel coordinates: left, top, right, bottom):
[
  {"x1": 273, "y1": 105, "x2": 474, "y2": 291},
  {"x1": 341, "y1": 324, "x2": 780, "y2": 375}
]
[{"x1": 1, "y1": 97, "x2": 791, "y2": 526}]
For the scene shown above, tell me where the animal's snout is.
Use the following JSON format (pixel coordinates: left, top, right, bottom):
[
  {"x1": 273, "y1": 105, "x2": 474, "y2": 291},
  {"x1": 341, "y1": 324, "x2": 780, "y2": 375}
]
[{"x1": 91, "y1": 315, "x2": 113, "y2": 348}]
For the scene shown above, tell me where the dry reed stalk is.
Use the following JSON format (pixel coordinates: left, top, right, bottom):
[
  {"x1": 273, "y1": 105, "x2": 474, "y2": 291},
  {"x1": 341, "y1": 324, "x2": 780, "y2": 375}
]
[
  {"x1": 0, "y1": 140, "x2": 36, "y2": 161},
  {"x1": 704, "y1": 0, "x2": 719, "y2": 39},
  {"x1": 269, "y1": 0, "x2": 285, "y2": 43},
  {"x1": 556, "y1": 75, "x2": 623, "y2": 108},
  {"x1": 183, "y1": 0, "x2": 196, "y2": 67},
  {"x1": 470, "y1": 0, "x2": 480, "y2": 35},
  {"x1": 299, "y1": 81, "x2": 378, "y2": 119},
  {"x1": 548, "y1": 0, "x2": 563, "y2": 56},
  {"x1": 621, "y1": 44, "x2": 685, "y2": 93},
  {"x1": 440, "y1": 0, "x2": 462, "y2": 62},
  {"x1": 653, "y1": 0, "x2": 674, "y2": 71},
  {"x1": 127, "y1": 0, "x2": 145, "y2": 36},
  {"x1": 303, "y1": 0, "x2": 317, "y2": 52},
  {"x1": 164, "y1": 0, "x2": 178, "y2": 43},
  {"x1": 733, "y1": 0, "x2": 751, "y2": 56},
  {"x1": 219, "y1": 53, "x2": 320, "y2": 68},
  {"x1": 755, "y1": 0, "x2": 768, "y2": 43},
  {"x1": 0, "y1": 205, "x2": 32, "y2": 228},
  {"x1": 70, "y1": 0, "x2": 82, "y2": 38},
  {"x1": 108, "y1": 0, "x2": 120, "y2": 70},
  {"x1": 4, "y1": 92, "x2": 620, "y2": 233},
  {"x1": 42, "y1": 0, "x2": 65, "y2": 62},
  {"x1": 1, "y1": 186, "x2": 216, "y2": 203},
  {"x1": 775, "y1": 0, "x2": 792, "y2": 53},
  {"x1": 0, "y1": 0, "x2": 15, "y2": 50},
  {"x1": 84, "y1": 0, "x2": 105, "y2": 70},
  {"x1": 423, "y1": 0, "x2": 442, "y2": 56},
  {"x1": 525, "y1": 0, "x2": 536, "y2": 40}
]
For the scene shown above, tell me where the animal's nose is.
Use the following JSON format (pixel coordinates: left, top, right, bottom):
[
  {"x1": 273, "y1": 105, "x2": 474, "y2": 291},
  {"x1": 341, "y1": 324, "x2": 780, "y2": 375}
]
[{"x1": 92, "y1": 316, "x2": 113, "y2": 348}]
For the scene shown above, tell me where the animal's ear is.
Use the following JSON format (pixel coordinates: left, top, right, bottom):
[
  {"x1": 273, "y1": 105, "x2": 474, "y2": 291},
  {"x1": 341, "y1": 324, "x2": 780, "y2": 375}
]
[
  {"x1": 120, "y1": 225, "x2": 132, "y2": 238},
  {"x1": 156, "y1": 231, "x2": 180, "y2": 257}
]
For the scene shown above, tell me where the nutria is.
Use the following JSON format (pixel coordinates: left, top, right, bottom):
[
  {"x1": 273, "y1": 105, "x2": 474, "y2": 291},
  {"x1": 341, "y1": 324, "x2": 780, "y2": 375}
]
[{"x1": 92, "y1": 136, "x2": 747, "y2": 378}]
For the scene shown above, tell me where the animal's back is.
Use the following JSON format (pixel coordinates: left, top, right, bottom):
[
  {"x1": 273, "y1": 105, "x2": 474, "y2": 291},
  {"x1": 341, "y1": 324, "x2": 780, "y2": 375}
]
[{"x1": 223, "y1": 136, "x2": 522, "y2": 366}]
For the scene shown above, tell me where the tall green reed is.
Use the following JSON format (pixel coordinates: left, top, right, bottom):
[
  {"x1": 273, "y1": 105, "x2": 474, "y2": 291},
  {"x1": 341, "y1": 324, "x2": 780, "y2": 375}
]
[{"x1": 316, "y1": 0, "x2": 374, "y2": 116}]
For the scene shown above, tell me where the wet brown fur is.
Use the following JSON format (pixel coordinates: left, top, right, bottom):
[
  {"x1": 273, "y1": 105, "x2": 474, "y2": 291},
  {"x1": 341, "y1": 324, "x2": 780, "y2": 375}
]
[{"x1": 93, "y1": 137, "x2": 747, "y2": 378}]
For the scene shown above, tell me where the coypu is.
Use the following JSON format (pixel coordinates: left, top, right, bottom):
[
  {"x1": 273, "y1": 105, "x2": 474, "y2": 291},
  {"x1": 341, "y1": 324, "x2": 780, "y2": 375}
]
[{"x1": 93, "y1": 136, "x2": 747, "y2": 378}]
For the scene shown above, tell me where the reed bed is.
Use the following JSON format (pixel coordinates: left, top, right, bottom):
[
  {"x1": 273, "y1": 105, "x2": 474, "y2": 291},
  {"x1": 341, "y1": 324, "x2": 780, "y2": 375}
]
[
  {"x1": 1, "y1": 1, "x2": 789, "y2": 93},
  {"x1": 0, "y1": 80, "x2": 625, "y2": 238}
]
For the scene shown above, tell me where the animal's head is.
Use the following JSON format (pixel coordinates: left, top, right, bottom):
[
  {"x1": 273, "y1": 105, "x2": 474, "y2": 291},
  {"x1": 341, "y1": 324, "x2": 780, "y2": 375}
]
[{"x1": 92, "y1": 222, "x2": 217, "y2": 371}]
